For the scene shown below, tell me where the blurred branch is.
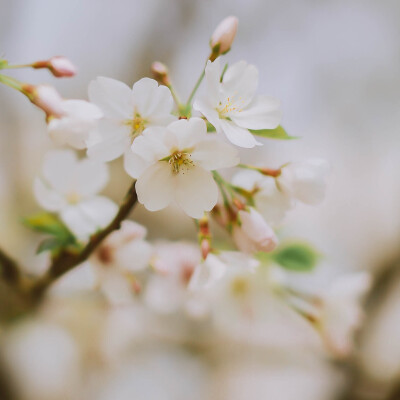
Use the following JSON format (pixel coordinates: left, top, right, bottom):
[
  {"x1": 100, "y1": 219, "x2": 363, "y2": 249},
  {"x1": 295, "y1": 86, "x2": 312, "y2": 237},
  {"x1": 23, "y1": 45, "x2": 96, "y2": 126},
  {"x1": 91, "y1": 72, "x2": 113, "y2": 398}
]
[
  {"x1": 30, "y1": 180, "x2": 138, "y2": 300},
  {"x1": 0, "y1": 247, "x2": 21, "y2": 287}
]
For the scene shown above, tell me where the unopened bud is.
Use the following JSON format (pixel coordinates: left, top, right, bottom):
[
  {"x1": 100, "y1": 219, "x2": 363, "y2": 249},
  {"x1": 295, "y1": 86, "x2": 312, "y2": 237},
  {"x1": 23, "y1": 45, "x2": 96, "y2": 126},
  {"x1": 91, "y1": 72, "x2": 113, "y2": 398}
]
[
  {"x1": 33, "y1": 56, "x2": 77, "y2": 78},
  {"x1": 151, "y1": 61, "x2": 170, "y2": 85},
  {"x1": 210, "y1": 16, "x2": 238, "y2": 60},
  {"x1": 23, "y1": 84, "x2": 64, "y2": 117}
]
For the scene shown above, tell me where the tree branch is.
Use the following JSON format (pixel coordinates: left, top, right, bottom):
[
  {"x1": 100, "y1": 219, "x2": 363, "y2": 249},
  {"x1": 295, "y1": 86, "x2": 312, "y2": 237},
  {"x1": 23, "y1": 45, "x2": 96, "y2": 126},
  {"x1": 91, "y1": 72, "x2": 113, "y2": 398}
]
[
  {"x1": 0, "y1": 247, "x2": 21, "y2": 287},
  {"x1": 29, "y1": 180, "x2": 138, "y2": 300}
]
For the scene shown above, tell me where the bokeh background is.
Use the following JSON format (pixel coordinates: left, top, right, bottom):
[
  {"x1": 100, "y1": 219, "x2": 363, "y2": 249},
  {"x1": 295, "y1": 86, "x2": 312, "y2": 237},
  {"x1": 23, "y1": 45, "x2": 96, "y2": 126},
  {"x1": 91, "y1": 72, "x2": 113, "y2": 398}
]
[{"x1": 0, "y1": 0, "x2": 400, "y2": 399}]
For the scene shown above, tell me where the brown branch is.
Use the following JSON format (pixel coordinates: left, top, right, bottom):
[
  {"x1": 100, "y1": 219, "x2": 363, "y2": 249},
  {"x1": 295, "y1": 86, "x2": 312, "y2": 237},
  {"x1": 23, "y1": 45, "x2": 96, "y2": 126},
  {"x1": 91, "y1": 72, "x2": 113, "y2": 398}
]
[
  {"x1": 29, "y1": 180, "x2": 138, "y2": 300},
  {"x1": 0, "y1": 247, "x2": 21, "y2": 286}
]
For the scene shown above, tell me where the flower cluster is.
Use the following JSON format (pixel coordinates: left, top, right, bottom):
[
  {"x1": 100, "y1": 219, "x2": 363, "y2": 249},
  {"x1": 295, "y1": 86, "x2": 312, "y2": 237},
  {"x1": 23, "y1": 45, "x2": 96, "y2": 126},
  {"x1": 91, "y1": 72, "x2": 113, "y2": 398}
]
[{"x1": 0, "y1": 16, "x2": 370, "y2": 359}]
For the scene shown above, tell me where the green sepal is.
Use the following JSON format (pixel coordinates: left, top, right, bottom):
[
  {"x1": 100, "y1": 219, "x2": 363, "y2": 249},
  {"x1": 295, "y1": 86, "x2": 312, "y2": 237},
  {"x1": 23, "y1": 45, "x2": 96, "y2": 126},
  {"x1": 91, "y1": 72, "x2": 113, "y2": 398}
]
[
  {"x1": 271, "y1": 242, "x2": 320, "y2": 272},
  {"x1": 249, "y1": 126, "x2": 298, "y2": 140}
]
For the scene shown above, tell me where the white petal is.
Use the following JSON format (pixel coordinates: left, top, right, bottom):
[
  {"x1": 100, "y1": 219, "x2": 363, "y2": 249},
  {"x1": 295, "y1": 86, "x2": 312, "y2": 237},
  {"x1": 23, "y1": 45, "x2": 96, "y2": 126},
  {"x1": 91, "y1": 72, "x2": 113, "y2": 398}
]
[
  {"x1": 61, "y1": 99, "x2": 103, "y2": 120},
  {"x1": 123, "y1": 149, "x2": 149, "y2": 179},
  {"x1": 167, "y1": 118, "x2": 207, "y2": 149},
  {"x1": 219, "y1": 119, "x2": 261, "y2": 148},
  {"x1": 192, "y1": 98, "x2": 221, "y2": 131},
  {"x1": 61, "y1": 196, "x2": 117, "y2": 240},
  {"x1": 136, "y1": 162, "x2": 175, "y2": 212},
  {"x1": 175, "y1": 167, "x2": 218, "y2": 218},
  {"x1": 86, "y1": 120, "x2": 130, "y2": 162},
  {"x1": 131, "y1": 127, "x2": 170, "y2": 162},
  {"x1": 42, "y1": 150, "x2": 77, "y2": 193},
  {"x1": 114, "y1": 240, "x2": 152, "y2": 272},
  {"x1": 204, "y1": 59, "x2": 222, "y2": 106},
  {"x1": 88, "y1": 76, "x2": 132, "y2": 119},
  {"x1": 222, "y1": 61, "x2": 258, "y2": 107},
  {"x1": 230, "y1": 95, "x2": 282, "y2": 130},
  {"x1": 191, "y1": 139, "x2": 239, "y2": 170},
  {"x1": 189, "y1": 254, "x2": 227, "y2": 290},
  {"x1": 231, "y1": 169, "x2": 261, "y2": 191},
  {"x1": 33, "y1": 178, "x2": 66, "y2": 212},
  {"x1": 72, "y1": 158, "x2": 109, "y2": 197}
]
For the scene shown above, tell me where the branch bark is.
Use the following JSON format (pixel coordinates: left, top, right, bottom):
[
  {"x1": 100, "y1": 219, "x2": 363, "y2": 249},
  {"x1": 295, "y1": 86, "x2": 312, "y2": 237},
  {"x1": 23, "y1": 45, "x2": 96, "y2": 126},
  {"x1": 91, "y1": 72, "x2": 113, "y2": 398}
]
[{"x1": 0, "y1": 247, "x2": 21, "y2": 287}]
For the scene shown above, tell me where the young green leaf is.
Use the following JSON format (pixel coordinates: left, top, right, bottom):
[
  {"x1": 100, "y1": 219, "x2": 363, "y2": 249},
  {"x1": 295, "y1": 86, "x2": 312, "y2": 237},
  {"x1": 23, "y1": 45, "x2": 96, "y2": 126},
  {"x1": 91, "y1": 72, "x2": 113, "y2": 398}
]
[
  {"x1": 249, "y1": 126, "x2": 298, "y2": 140},
  {"x1": 271, "y1": 242, "x2": 320, "y2": 272},
  {"x1": 23, "y1": 212, "x2": 71, "y2": 237}
]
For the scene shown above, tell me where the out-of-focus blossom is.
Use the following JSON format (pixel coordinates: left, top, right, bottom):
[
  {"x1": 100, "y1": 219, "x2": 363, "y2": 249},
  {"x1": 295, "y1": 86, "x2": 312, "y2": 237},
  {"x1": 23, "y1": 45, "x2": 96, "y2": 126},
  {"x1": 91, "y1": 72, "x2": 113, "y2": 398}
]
[
  {"x1": 318, "y1": 272, "x2": 371, "y2": 357},
  {"x1": 128, "y1": 118, "x2": 239, "y2": 218},
  {"x1": 92, "y1": 221, "x2": 152, "y2": 305},
  {"x1": 48, "y1": 100, "x2": 103, "y2": 149},
  {"x1": 144, "y1": 241, "x2": 201, "y2": 315},
  {"x1": 2, "y1": 321, "x2": 81, "y2": 400},
  {"x1": 151, "y1": 61, "x2": 170, "y2": 85},
  {"x1": 33, "y1": 56, "x2": 77, "y2": 77},
  {"x1": 210, "y1": 16, "x2": 238, "y2": 55},
  {"x1": 86, "y1": 76, "x2": 175, "y2": 168},
  {"x1": 232, "y1": 169, "x2": 292, "y2": 225},
  {"x1": 232, "y1": 207, "x2": 278, "y2": 254},
  {"x1": 277, "y1": 159, "x2": 330, "y2": 205},
  {"x1": 23, "y1": 84, "x2": 65, "y2": 117},
  {"x1": 34, "y1": 150, "x2": 117, "y2": 241},
  {"x1": 193, "y1": 58, "x2": 281, "y2": 148}
]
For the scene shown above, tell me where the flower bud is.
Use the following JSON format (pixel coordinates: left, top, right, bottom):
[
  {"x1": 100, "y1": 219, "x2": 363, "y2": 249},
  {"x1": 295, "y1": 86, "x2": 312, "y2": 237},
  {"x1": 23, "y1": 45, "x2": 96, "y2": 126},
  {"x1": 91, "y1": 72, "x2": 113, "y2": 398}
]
[
  {"x1": 151, "y1": 61, "x2": 170, "y2": 85},
  {"x1": 210, "y1": 16, "x2": 238, "y2": 58},
  {"x1": 23, "y1": 84, "x2": 65, "y2": 117},
  {"x1": 33, "y1": 56, "x2": 77, "y2": 78},
  {"x1": 233, "y1": 207, "x2": 278, "y2": 254}
]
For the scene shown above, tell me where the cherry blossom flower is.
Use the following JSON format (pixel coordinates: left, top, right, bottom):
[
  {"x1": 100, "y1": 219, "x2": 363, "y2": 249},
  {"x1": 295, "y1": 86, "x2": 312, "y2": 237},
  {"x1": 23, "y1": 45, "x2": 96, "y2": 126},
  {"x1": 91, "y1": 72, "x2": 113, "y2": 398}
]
[
  {"x1": 92, "y1": 221, "x2": 152, "y2": 305},
  {"x1": 48, "y1": 100, "x2": 103, "y2": 149},
  {"x1": 232, "y1": 169, "x2": 292, "y2": 225},
  {"x1": 232, "y1": 207, "x2": 278, "y2": 254},
  {"x1": 277, "y1": 159, "x2": 330, "y2": 205},
  {"x1": 318, "y1": 272, "x2": 371, "y2": 357},
  {"x1": 127, "y1": 117, "x2": 239, "y2": 218},
  {"x1": 193, "y1": 58, "x2": 282, "y2": 148},
  {"x1": 33, "y1": 56, "x2": 77, "y2": 77},
  {"x1": 34, "y1": 150, "x2": 117, "y2": 241},
  {"x1": 86, "y1": 76, "x2": 175, "y2": 170}
]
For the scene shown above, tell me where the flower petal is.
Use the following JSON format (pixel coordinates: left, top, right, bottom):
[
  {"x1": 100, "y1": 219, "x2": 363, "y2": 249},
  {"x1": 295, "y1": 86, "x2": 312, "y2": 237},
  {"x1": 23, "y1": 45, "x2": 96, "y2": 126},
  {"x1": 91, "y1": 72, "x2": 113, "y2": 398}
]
[
  {"x1": 114, "y1": 240, "x2": 152, "y2": 272},
  {"x1": 131, "y1": 127, "x2": 170, "y2": 163},
  {"x1": 123, "y1": 149, "x2": 149, "y2": 179},
  {"x1": 192, "y1": 98, "x2": 221, "y2": 131},
  {"x1": 204, "y1": 59, "x2": 222, "y2": 106},
  {"x1": 219, "y1": 119, "x2": 261, "y2": 148},
  {"x1": 175, "y1": 167, "x2": 218, "y2": 218},
  {"x1": 167, "y1": 118, "x2": 207, "y2": 150},
  {"x1": 230, "y1": 95, "x2": 282, "y2": 130},
  {"x1": 33, "y1": 177, "x2": 67, "y2": 212},
  {"x1": 136, "y1": 162, "x2": 175, "y2": 212},
  {"x1": 88, "y1": 77, "x2": 132, "y2": 119},
  {"x1": 72, "y1": 158, "x2": 109, "y2": 197},
  {"x1": 191, "y1": 139, "x2": 239, "y2": 170}
]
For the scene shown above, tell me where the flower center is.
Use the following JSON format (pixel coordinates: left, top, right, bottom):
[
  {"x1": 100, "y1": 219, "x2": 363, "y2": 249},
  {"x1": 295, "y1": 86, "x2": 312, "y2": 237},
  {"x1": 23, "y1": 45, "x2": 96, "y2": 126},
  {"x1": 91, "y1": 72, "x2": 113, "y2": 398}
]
[
  {"x1": 231, "y1": 277, "x2": 250, "y2": 296},
  {"x1": 217, "y1": 96, "x2": 242, "y2": 117},
  {"x1": 167, "y1": 151, "x2": 194, "y2": 175},
  {"x1": 124, "y1": 113, "x2": 147, "y2": 142},
  {"x1": 66, "y1": 191, "x2": 81, "y2": 204}
]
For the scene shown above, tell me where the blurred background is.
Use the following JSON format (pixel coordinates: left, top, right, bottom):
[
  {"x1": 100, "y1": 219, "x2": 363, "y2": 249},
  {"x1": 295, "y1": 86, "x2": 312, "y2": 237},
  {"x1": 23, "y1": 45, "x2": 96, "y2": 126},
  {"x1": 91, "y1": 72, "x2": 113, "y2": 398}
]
[{"x1": 0, "y1": 0, "x2": 400, "y2": 399}]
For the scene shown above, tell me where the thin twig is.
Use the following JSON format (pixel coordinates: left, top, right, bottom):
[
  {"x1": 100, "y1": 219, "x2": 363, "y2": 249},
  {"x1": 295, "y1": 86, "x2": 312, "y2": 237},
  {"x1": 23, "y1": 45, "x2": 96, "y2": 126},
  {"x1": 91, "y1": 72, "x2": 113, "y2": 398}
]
[{"x1": 0, "y1": 247, "x2": 21, "y2": 286}]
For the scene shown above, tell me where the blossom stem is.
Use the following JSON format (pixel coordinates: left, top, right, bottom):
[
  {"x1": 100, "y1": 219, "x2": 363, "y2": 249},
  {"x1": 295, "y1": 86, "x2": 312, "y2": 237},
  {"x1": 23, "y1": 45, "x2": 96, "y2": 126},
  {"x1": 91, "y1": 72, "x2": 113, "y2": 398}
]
[
  {"x1": 0, "y1": 74, "x2": 23, "y2": 92},
  {"x1": 1, "y1": 64, "x2": 31, "y2": 70},
  {"x1": 238, "y1": 163, "x2": 281, "y2": 178},
  {"x1": 186, "y1": 69, "x2": 205, "y2": 107},
  {"x1": 166, "y1": 83, "x2": 183, "y2": 109},
  {"x1": 29, "y1": 180, "x2": 138, "y2": 299}
]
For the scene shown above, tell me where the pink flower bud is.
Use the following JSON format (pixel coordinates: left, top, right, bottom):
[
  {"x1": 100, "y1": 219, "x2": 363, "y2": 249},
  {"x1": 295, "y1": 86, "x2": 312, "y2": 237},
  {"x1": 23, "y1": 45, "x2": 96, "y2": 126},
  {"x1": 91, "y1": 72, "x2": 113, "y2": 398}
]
[
  {"x1": 33, "y1": 56, "x2": 77, "y2": 78},
  {"x1": 23, "y1": 84, "x2": 65, "y2": 117},
  {"x1": 210, "y1": 16, "x2": 238, "y2": 55},
  {"x1": 233, "y1": 207, "x2": 278, "y2": 254},
  {"x1": 151, "y1": 61, "x2": 170, "y2": 85}
]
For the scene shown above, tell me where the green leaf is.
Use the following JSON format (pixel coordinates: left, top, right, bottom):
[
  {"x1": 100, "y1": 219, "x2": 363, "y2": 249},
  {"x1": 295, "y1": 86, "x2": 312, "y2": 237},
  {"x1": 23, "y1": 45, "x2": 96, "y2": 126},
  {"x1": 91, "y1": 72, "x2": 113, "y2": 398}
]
[
  {"x1": 249, "y1": 126, "x2": 298, "y2": 140},
  {"x1": 23, "y1": 212, "x2": 71, "y2": 237},
  {"x1": 271, "y1": 242, "x2": 320, "y2": 272},
  {"x1": 36, "y1": 237, "x2": 64, "y2": 254}
]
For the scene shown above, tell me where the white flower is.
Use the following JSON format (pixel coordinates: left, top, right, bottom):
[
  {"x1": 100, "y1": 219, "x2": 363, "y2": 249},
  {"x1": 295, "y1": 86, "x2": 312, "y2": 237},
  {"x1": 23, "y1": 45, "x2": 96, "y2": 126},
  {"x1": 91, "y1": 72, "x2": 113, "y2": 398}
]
[
  {"x1": 189, "y1": 251, "x2": 258, "y2": 291},
  {"x1": 232, "y1": 169, "x2": 292, "y2": 225},
  {"x1": 86, "y1": 76, "x2": 175, "y2": 170},
  {"x1": 318, "y1": 272, "x2": 371, "y2": 357},
  {"x1": 92, "y1": 221, "x2": 152, "y2": 305},
  {"x1": 48, "y1": 100, "x2": 103, "y2": 149},
  {"x1": 232, "y1": 207, "x2": 278, "y2": 254},
  {"x1": 127, "y1": 117, "x2": 239, "y2": 218},
  {"x1": 193, "y1": 58, "x2": 282, "y2": 148},
  {"x1": 277, "y1": 159, "x2": 330, "y2": 205},
  {"x1": 210, "y1": 16, "x2": 238, "y2": 54},
  {"x1": 144, "y1": 241, "x2": 201, "y2": 314},
  {"x1": 34, "y1": 150, "x2": 117, "y2": 241}
]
